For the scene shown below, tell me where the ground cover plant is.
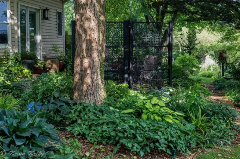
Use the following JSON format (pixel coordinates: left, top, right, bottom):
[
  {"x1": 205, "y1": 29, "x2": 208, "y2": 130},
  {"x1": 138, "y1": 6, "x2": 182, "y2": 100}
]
[
  {"x1": 0, "y1": 70, "x2": 239, "y2": 158},
  {"x1": 213, "y1": 78, "x2": 240, "y2": 106},
  {"x1": 190, "y1": 70, "x2": 218, "y2": 84},
  {"x1": 1, "y1": 0, "x2": 240, "y2": 158},
  {"x1": 65, "y1": 81, "x2": 238, "y2": 157}
]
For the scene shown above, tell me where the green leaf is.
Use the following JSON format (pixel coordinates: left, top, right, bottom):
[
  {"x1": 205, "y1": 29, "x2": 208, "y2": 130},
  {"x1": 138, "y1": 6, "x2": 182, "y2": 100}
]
[
  {"x1": 20, "y1": 118, "x2": 32, "y2": 129},
  {"x1": 0, "y1": 111, "x2": 4, "y2": 121},
  {"x1": 163, "y1": 115, "x2": 173, "y2": 123},
  {"x1": 46, "y1": 151, "x2": 55, "y2": 158},
  {"x1": 155, "y1": 116, "x2": 162, "y2": 121},
  {"x1": 108, "y1": 80, "x2": 115, "y2": 86},
  {"x1": 145, "y1": 102, "x2": 152, "y2": 108},
  {"x1": 121, "y1": 109, "x2": 134, "y2": 113},
  {"x1": 54, "y1": 101, "x2": 66, "y2": 107},
  {"x1": 174, "y1": 112, "x2": 184, "y2": 116},
  {"x1": 1, "y1": 127, "x2": 10, "y2": 136},
  {"x1": 17, "y1": 128, "x2": 31, "y2": 137},
  {"x1": 142, "y1": 113, "x2": 148, "y2": 120},
  {"x1": 54, "y1": 91, "x2": 60, "y2": 98},
  {"x1": 35, "y1": 135, "x2": 57, "y2": 148},
  {"x1": 151, "y1": 97, "x2": 159, "y2": 104},
  {"x1": 173, "y1": 119, "x2": 180, "y2": 124},
  {"x1": 0, "y1": 121, "x2": 4, "y2": 127},
  {"x1": 1, "y1": 138, "x2": 11, "y2": 144},
  {"x1": 158, "y1": 100, "x2": 165, "y2": 106},
  {"x1": 60, "y1": 98, "x2": 76, "y2": 104},
  {"x1": 3, "y1": 143, "x2": 10, "y2": 151},
  {"x1": 13, "y1": 134, "x2": 26, "y2": 146}
]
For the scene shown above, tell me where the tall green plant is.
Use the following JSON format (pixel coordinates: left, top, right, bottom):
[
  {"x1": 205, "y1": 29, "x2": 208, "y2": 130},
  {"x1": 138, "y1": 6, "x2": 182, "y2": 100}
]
[
  {"x1": 174, "y1": 53, "x2": 200, "y2": 74},
  {"x1": 182, "y1": 27, "x2": 199, "y2": 56},
  {"x1": 21, "y1": 72, "x2": 73, "y2": 105},
  {"x1": 0, "y1": 93, "x2": 19, "y2": 110}
]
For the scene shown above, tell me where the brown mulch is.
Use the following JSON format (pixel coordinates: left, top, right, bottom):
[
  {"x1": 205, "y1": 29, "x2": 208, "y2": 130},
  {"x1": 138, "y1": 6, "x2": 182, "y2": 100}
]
[
  {"x1": 56, "y1": 84, "x2": 240, "y2": 159},
  {"x1": 57, "y1": 130, "x2": 171, "y2": 159}
]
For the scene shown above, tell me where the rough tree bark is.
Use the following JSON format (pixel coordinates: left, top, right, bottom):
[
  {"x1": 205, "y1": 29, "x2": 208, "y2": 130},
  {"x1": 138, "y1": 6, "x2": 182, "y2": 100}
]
[{"x1": 73, "y1": 0, "x2": 106, "y2": 105}]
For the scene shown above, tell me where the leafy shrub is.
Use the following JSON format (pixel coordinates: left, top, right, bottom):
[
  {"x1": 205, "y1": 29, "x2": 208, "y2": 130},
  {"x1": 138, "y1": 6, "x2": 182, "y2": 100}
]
[
  {"x1": 36, "y1": 94, "x2": 75, "y2": 124},
  {"x1": 105, "y1": 80, "x2": 129, "y2": 99},
  {"x1": 213, "y1": 79, "x2": 240, "y2": 104},
  {"x1": 0, "y1": 109, "x2": 60, "y2": 158},
  {"x1": 227, "y1": 61, "x2": 240, "y2": 80},
  {"x1": 198, "y1": 71, "x2": 216, "y2": 78},
  {"x1": 21, "y1": 72, "x2": 73, "y2": 105},
  {"x1": 0, "y1": 93, "x2": 19, "y2": 110},
  {"x1": 122, "y1": 97, "x2": 184, "y2": 123},
  {"x1": 168, "y1": 84, "x2": 210, "y2": 118},
  {"x1": 167, "y1": 84, "x2": 221, "y2": 134},
  {"x1": 203, "y1": 102, "x2": 238, "y2": 127},
  {"x1": 0, "y1": 80, "x2": 25, "y2": 99},
  {"x1": 67, "y1": 102, "x2": 235, "y2": 156},
  {"x1": 195, "y1": 117, "x2": 235, "y2": 148},
  {"x1": 212, "y1": 78, "x2": 228, "y2": 90},
  {"x1": 105, "y1": 81, "x2": 183, "y2": 123},
  {"x1": 225, "y1": 88, "x2": 240, "y2": 105},
  {"x1": 174, "y1": 53, "x2": 200, "y2": 74},
  {"x1": 172, "y1": 54, "x2": 201, "y2": 88},
  {"x1": 0, "y1": 52, "x2": 32, "y2": 82},
  {"x1": 67, "y1": 103, "x2": 197, "y2": 156}
]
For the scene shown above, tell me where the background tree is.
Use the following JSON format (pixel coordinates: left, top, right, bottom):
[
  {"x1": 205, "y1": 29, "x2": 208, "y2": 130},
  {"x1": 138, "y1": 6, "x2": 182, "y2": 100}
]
[
  {"x1": 73, "y1": 0, "x2": 106, "y2": 105},
  {"x1": 182, "y1": 27, "x2": 199, "y2": 56},
  {"x1": 106, "y1": 0, "x2": 239, "y2": 43},
  {"x1": 64, "y1": 0, "x2": 74, "y2": 33}
]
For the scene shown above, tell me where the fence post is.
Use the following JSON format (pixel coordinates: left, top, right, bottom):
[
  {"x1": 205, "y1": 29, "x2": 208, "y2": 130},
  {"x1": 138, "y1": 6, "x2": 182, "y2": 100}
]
[
  {"x1": 123, "y1": 20, "x2": 133, "y2": 89},
  {"x1": 129, "y1": 21, "x2": 133, "y2": 89},
  {"x1": 71, "y1": 20, "x2": 75, "y2": 75},
  {"x1": 222, "y1": 62, "x2": 224, "y2": 76},
  {"x1": 168, "y1": 21, "x2": 173, "y2": 87}
]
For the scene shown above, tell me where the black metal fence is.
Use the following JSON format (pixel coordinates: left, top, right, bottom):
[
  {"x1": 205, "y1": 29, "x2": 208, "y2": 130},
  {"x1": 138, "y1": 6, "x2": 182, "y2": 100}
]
[{"x1": 72, "y1": 20, "x2": 173, "y2": 90}]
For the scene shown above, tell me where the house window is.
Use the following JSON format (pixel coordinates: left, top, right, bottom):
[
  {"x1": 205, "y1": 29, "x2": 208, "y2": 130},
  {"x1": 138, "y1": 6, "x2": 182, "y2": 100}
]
[
  {"x1": 57, "y1": 12, "x2": 62, "y2": 36},
  {"x1": 0, "y1": 1, "x2": 10, "y2": 45}
]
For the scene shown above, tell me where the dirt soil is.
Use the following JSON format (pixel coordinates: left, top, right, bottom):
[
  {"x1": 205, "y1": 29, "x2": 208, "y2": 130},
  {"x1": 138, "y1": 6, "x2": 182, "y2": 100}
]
[{"x1": 57, "y1": 84, "x2": 240, "y2": 159}]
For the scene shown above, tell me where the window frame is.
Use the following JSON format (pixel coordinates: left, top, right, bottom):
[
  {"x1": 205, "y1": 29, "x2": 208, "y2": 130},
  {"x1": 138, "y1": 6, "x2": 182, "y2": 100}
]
[
  {"x1": 57, "y1": 11, "x2": 63, "y2": 37},
  {"x1": 0, "y1": 0, "x2": 11, "y2": 48}
]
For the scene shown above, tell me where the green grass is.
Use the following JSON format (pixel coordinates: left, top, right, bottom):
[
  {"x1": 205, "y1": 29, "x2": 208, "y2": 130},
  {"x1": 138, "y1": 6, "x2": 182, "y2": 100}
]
[
  {"x1": 196, "y1": 145, "x2": 240, "y2": 159},
  {"x1": 191, "y1": 76, "x2": 214, "y2": 84}
]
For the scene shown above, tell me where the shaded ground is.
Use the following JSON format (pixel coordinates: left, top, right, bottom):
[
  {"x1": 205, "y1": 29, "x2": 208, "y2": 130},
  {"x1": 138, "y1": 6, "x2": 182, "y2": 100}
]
[
  {"x1": 57, "y1": 84, "x2": 240, "y2": 159},
  {"x1": 204, "y1": 84, "x2": 240, "y2": 126}
]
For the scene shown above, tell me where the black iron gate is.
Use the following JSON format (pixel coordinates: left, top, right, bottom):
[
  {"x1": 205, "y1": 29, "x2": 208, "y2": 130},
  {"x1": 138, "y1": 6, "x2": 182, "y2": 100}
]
[
  {"x1": 72, "y1": 20, "x2": 173, "y2": 89},
  {"x1": 105, "y1": 20, "x2": 173, "y2": 89}
]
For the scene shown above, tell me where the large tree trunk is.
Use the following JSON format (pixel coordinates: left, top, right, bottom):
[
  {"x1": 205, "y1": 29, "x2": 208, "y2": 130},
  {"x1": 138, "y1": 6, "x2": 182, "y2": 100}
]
[{"x1": 73, "y1": 0, "x2": 106, "y2": 105}]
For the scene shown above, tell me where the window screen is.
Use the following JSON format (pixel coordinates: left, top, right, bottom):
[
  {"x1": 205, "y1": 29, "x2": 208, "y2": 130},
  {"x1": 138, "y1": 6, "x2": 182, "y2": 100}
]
[
  {"x1": 57, "y1": 12, "x2": 62, "y2": 36},
  {"x1": 0, "y1": 1, "x2": 8, "y2": 44}
]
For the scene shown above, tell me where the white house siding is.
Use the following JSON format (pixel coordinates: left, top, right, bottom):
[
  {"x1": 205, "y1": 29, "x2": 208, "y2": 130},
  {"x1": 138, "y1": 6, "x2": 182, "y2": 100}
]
[{"x1": 0, "y1": 0, "x2": 65, "y2": 58}]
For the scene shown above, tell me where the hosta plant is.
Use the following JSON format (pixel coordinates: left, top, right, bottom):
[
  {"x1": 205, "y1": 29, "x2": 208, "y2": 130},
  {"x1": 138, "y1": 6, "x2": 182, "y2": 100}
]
[
  {"x1": 122, "y1": 97, "x2": 184, "y2": 123},
  {"x1": 0, "y1": 109, "x2": 60, "y2": 158},
  {"x1": 33, "y1": 92, "x2": 75, "y2": 124}
]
